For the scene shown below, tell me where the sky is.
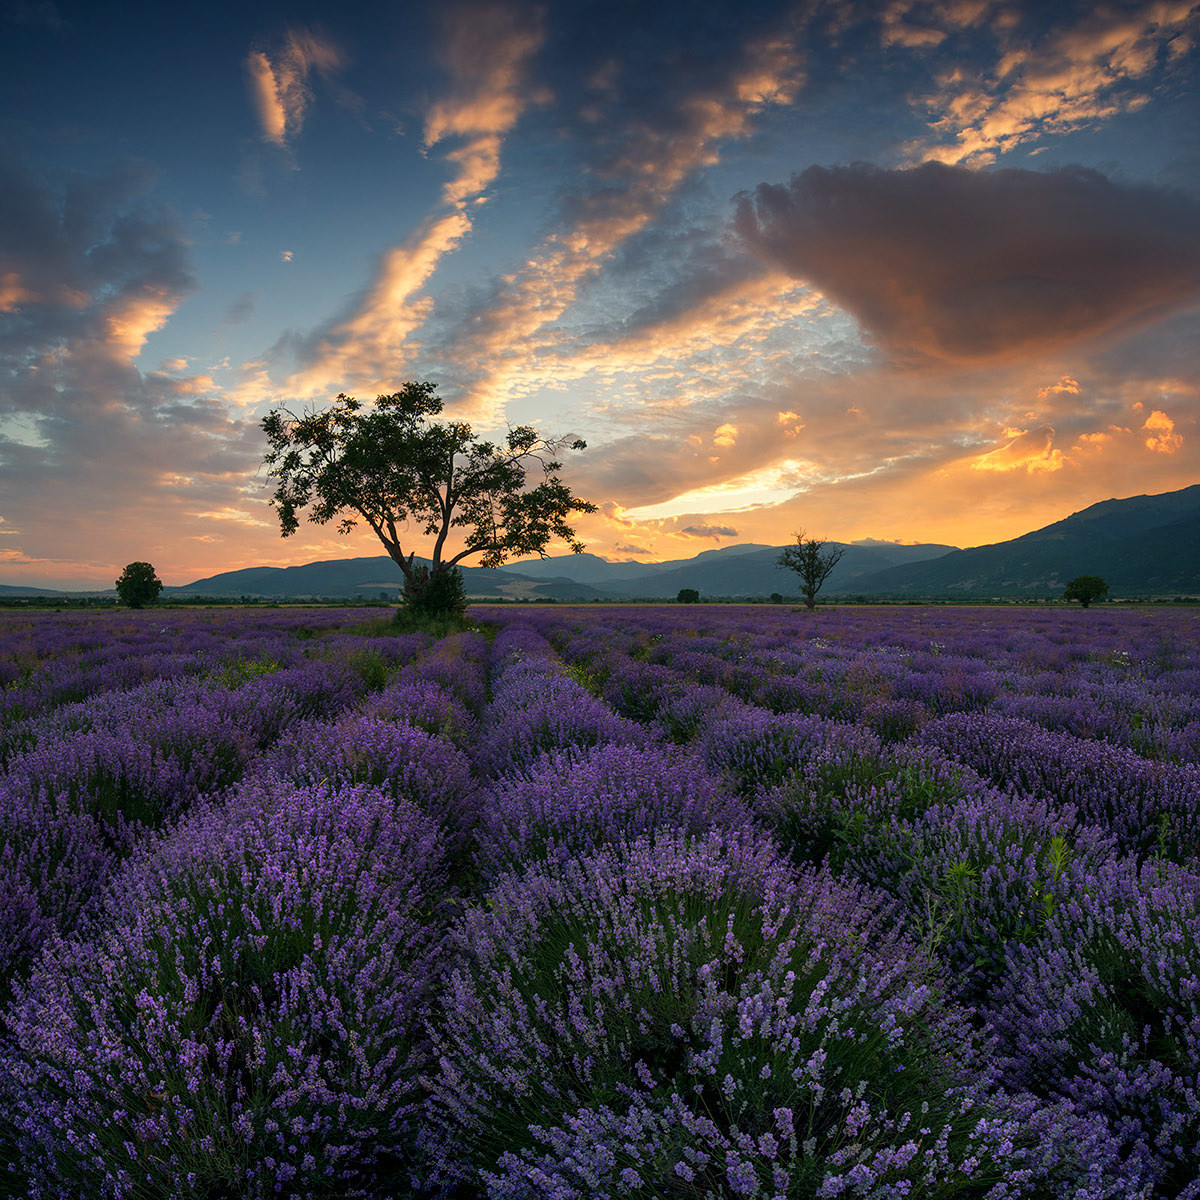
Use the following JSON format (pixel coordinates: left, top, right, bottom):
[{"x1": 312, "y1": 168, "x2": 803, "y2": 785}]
[{"x1": 1, "y1": 0, "x2": 1198, "y2": 588}]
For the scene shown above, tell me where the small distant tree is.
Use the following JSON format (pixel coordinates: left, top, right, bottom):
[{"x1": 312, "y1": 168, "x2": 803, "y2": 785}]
[
  {"x1": 262, "y1": 382, "x2": 596, "y2": 621},
  {"x1": 1064, "y1": 575, "x2": 1109, "y2": 608},
  {"x1": 777, "y1": 530, "x2": 845, "y2": 611},
  {"x1": 770, "y1": 592, "x2": 784, "y2": 605},
  {"x1": 677, "y1": 588, "x2": 700, "y2": 604},
  {"x1": 115, "y1": 562, "x2": 163, "y2": 609}
]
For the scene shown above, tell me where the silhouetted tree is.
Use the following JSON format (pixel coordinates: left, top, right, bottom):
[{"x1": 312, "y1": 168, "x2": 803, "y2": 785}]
[
  {"x1": 115, "y1": 562, "x2": 163, "y2": 609},
  {"x1": 262, "y1": 382, "x2": 596, "y2": 620},
  {"x1": 677, "y1": 588, "x2": 700, "y2": 604},
  {"x1": 777, "y1": 530, "x2": 844, "y2": 611},
  {"x1": 1064, "y1": 575, "x2": 1109, "y2": 608}
]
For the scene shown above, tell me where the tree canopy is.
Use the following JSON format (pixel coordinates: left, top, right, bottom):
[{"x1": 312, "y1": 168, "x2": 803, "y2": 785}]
[
  {"x1": 777, "y1": 530, "x2": 845, "y2": 610},
  {"x1": 115, "y1": 562, "x2": 163, "y2": 609},
  {"x1": 261, "y1": 382, "x2": 596, "y2": 617},
  {"x1": 1064, "y1": 575, "x2": 1109, "y2": 608}
]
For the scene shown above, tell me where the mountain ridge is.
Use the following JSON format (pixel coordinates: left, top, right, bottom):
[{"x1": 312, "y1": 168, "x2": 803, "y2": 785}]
[{"x1": 2, "y1": 484, "x2": 1196, "y2": 600}]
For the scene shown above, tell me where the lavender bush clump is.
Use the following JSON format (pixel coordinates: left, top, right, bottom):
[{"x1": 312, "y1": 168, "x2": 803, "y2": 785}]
[
  {"x1": 845, "y1": 790, "x2": 1119, "y2": 1004},
  {"x1": 917, "y1": 712, "x2": 1200, "y2": 863},
  {"x1": 427, "y1": 830, "x2": 1116, "y2": 1197},
  {"x1": 477, "y1": 655, "x2": 643, "y2": 777},
  {"x1": 255, "y1": 712, "x2": 478, "y2": 855},
  {"x1": 988, "y1": 858, "x2": 1200, "y2": 1196},
  {"x1": 473, "y1": 742, "x2": 748, "y2": 878},
  {"x1": 367, "y1": 677, "x2": 478, "y2": 747},
  {"x1": 0, "y1": 786, "x2": 114, "y2": 1002},
  {"x1": 751, "y1": 739, "x2": 981, "y2": 870},
  {"x1": 5, "y1": 779, "x2": 447, "y2": 1199},
  {"x1": 701, "y1": 706, "x2": 881, "y2": 797}
]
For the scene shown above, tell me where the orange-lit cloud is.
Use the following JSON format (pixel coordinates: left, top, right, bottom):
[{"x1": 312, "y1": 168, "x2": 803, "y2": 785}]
[
  {"x1": 0, "y1": 272, "x2": 36, "y2": 312},
  {"x1": 1143, "y1": 408, "x2": 1183, "y2": 453},
  {"x1": 278, "y1": 3, "x2": 543, "y2": 399},
  {"x1": 1037, "y1": 375, "x2": 1080, "y2": 399},
  {"x1": 423, "y1": 3, "x2": 545, "y2": 208},
  {"x1": 245, "y1": 30, "x2": 345, "y2": 150},
  {"x1": 971, "y1": 425, "x2": 1065, "y2": 473},
  {"x1": 907, "y1": 1, "x2": 1199, "y2": 164},
  {"x1": 435, "y1": 27, "x2": 805, "y2": 422}
]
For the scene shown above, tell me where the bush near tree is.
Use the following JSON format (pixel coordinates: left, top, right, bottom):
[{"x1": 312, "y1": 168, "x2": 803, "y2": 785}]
[
  {"x1": 262, "y1": 382, "x2": 595, "y2": 621},
  {"x1": 114, "y1": 562, "x2": 163, "y2": 609},
  {"x1": 1064, "y1": 575, "x2": 1109, "y2": 608}
]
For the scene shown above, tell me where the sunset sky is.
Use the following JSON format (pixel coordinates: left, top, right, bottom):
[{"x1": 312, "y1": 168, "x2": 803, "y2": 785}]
[{"x1": 1, "y1": 0, "x2": 1198, "y2": 588}]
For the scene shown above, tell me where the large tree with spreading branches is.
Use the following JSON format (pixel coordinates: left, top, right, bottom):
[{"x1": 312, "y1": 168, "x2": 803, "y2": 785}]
[{"x1": 261, "y1": 382, "x2": 596, "y2": 618}]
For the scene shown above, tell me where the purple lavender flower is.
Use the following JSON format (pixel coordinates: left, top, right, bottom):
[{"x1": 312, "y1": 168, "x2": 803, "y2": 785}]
[
  {"x1": 5, "y1": 780, "x2": 447, "y2": 1199},
  {"x1": 425, "y1": 830, "x2": 1117, "y2": 1196},
  {"x1": 473, "y1": 742, "x2": 748, "y2": 878}
]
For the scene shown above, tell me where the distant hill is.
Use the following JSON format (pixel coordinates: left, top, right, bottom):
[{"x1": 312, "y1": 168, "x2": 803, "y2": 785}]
[
  {"x1": 0, "y1": 583, "x2": 67, "y2": 596},
  {"x1": 498, "y1": 544, "x2": 775, "y2": 585},
  {"x1": 847, "y1": 485, "x2": 1200, "y2": 598},
  {"x1": 576, "y1": 541, "x2": 957, "y2": 599},
  {"x1": 6, "y1": 484, "x2": 1194, "y2": 602},
  {"x1": 168, "y1": 555, "x2": 610, "y2": 602},
  {"x1": 166, "y1": 540, "x2": 956, "y2": 601}
]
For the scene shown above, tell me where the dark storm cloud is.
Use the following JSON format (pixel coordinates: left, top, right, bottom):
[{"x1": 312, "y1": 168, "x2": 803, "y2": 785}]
[{"x1": 734, "y1": 162, "x2": 1200, "y2": 363}]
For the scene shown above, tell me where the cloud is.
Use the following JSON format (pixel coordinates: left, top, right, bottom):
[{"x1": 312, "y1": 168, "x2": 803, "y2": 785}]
[
  {"x1": 245, "y1": 30, "x2": 345, "y2": 150},
  {"x1": 426, "y1": 12, "x2": 806, "y2": 421},
  {"x1": 713, "y1": 422, "x2": 738, "y2": 447},
  {"x1": 1037, "y1": 375, "x2": 1080, "y2": 399},
  {"x1": 970, "y1": 425, "x2": 1065, "y2": 473},
  {"x1": 1143, "y1": 409, "x2": 1183, "y2": 453},
  {"x1": 901, "y1": 0, "x2": 1200, "y2": 164},
  {"x1": 0, "y1": 156, "x2": 194, "y2": 373},
  {"x1": 735, "y1": 162, "x2": 1200, "y2": 364},
  {"x1": 613, "y1": 542, "x2": 653, "y2": 555},
  {"x1": 276, "y1": 3, "x2": 543, "y2": 399},
  {"x1": 0, "y1": 159, "x2": 264, "y2": 582},
  {"x1": 423, "y1": 1, "x2": 546, "y2": 208},
  {"x1": 224, "y1": 292, "x2": 257, "y2": 325},
  {"x1": 679, "y1": 522, "x2": 739, "y2": 539}
]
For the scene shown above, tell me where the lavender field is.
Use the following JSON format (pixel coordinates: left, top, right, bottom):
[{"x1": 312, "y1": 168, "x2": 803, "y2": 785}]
[{"x1": 1, "y1": 603, "x2": 1199, "y2": 1198}]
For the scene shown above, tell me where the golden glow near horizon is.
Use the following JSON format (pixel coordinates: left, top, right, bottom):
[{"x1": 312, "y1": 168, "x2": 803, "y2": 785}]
[{"x1": 0, "y1": 0, "x2": 1196, "y2": 588}]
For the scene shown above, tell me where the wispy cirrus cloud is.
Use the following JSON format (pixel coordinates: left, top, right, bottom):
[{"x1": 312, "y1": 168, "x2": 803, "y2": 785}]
[
  {"x1": 277, "y1": 2, "x2": 544, "y2": 400},
  {"x1": 898, "y1": 0, "x2": 1199, "y2": 164},
  {"x1": 428, "y1": 17, "x2": 807, "y2": 422},
  {"x1": 245, "y1": 29, "x2": 345, "y2": 150}
]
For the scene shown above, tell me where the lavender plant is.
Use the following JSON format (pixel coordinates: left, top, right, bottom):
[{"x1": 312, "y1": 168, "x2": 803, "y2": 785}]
[
  {"x1": 4, "y1": 780, "x2": 448, "y2": 1199},
  {"x1": 426, "y1": 830, "x2": 1116, "y2": 1197}
]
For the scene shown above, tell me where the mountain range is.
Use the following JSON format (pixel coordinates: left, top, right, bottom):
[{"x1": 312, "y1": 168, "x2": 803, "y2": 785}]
[{"x1": 4, "y1": 485, "x2": 1198, "y2": 601}]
